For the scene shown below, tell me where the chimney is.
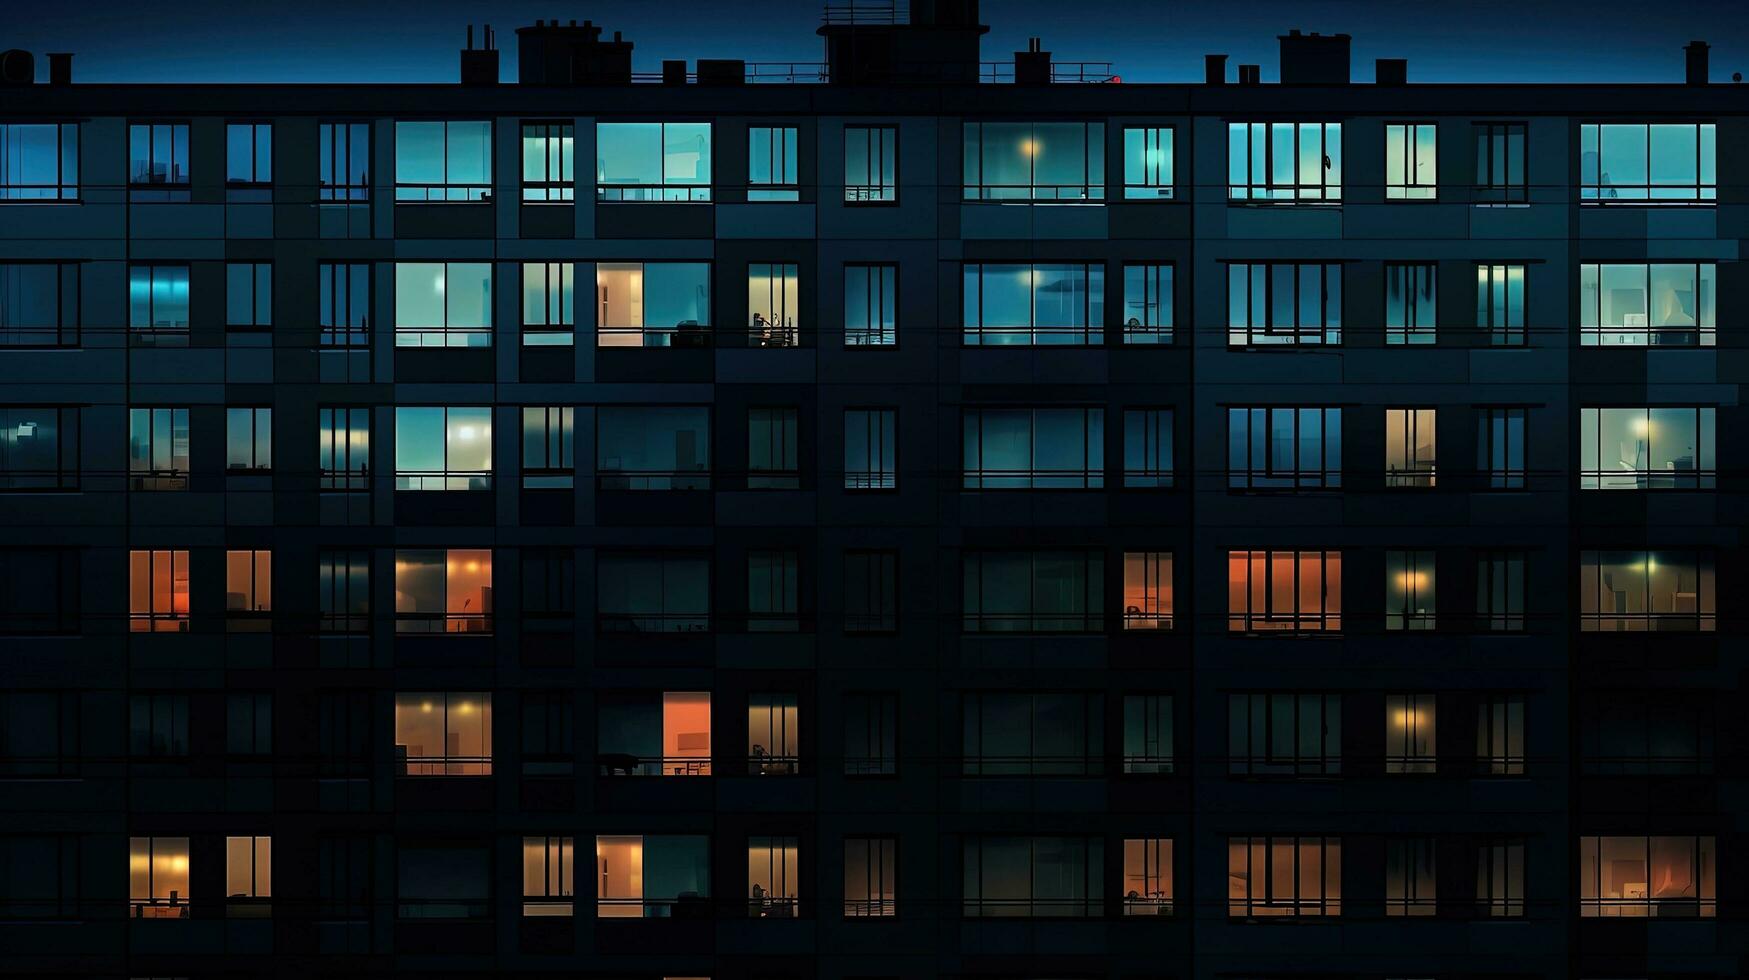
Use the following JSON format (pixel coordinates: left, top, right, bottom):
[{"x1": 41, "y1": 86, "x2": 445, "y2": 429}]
[
  {"x1": 1238, "y1": 64, "x2": 1261, "y2": 85},
  {"x1": 516, "y1": 19, "x2": 633, "y2": 85},
  {"x1": 460, "y1": 25, "x2": 499, "y2": 85},
  {"x1": 1014, "y1": 37, "x2": 1051, "y2": 85},
  {"x1": 1375, "y1": 58, "x2": 1406, "y2": 85},
  {"x1": 1279, "y1": 29, "x2": 1350, "y2": 84},
  {"x1": 46, "y1": 52, "x2": 72, "y2": 85},
  {"x1": 1685, "y1": 41, "x2": 1709, "y2": 85},
  {"x1": 1205, "y1": 53, "x2": 1227, "y2": 85},
  {"x1": 662, "y1": 59, "x2": 687, "y2": 85}
]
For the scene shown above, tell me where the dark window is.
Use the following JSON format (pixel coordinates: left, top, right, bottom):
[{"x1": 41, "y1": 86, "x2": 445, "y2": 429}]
[
  {"x1": 522, "y1": 406, "x2": 575, "y2": 489},
  {"x1": 1474, "y1": 122, "x2": 1526, "y2": 203},
  {"x1": 1227, "y1": 122, "x2": 1342, "y2": 202},
  {"x1": 0, "y1": 549, "x2": 79, "y2": 634},
  {"x1": 0, "y1": 262, "x2": 80, "y2": 347},
  {"x1": 226, "y1": 407, "x2": 272, "y2": 473},
  {"x1": 225, "y1": 122, "x2": 272, "y2": 186},
  {"x1": 843, "y1": 692, "x2": 898, "y2": 776},
  {"x1": 1384, "y1": 262, "x2": 1436, "y2": 345},
  {"x1": 1477, "y1": 407, "x2": 1526, "y2": 489},
  {"x1": 597, "y1": 552, "x2": 710, "y2": 633},
  {"x1": 1121, "y1": 263, "x2": 1172, "y2": 344},
  {"x1": 521, "y1": 690, "x2": 575, "y2": 776},
  {"x1": 746, "y1": 549, "x2": 800, "y2": 632},
  {"x1": 0, "y1": 123, "x2": 79, "y2": 201},
  {"x1": 1581, "y1": 691, "x2": 1712, "y2": 776},
  {"x1": 1227, "y1": 693, "x2": 1342, "y2": 776},
  {"x1": 225, "y1": 263, "x2": 273, "y2": 329},
  {"x1": 318, "y1": 549, "x2": 369, "y2": 633},
  {"x1": 844, "y1": 263, "x2": 896, "y2": 347},
  {"x1": 597, "y1": 406, "x2": 711, "y2": 490},
  {"x1": 319, "y1": 262, "x2": 370, "y2": 348},
  {"x1": 319, "y1": 122, "x2": 370, "y2": 201},
  {"x1": 1227, "y1": 407, "x2": 1341, "y2": 489},
  {"x1": 0, "y1": 691, "x2": 80, "y2": 776},
  {"x1": 319, "y1": 836, "x2": 372, "y2": 920},
  {"x1": 1386, "y1": 837, "x2": 1437, "y2": 915},
  {"x1": 128, "y1": 123, "x2": 190, "y2": 199},
  {"x1": 1226, "y1": 262, "x2": 1342, "y2": 346},
  {"x1": 844, "y1": 837, "x2": 897, "y2": 917},
  {"x1": 128, "y1": 407, "x2": 189, "y2": 491},
  {"x1": 844, "y1": 125, "x2": 896, "y2": 203},
  {"x1": 748, "y1": 407, "x2": 799, "y2": 489},
  {"x1": 319, "y1": 407, "x2": 370, "y2": 491},
  {"x1": 521, "y1": 548, "x2": 575, "y2": 633},
  {"x1": 844, "y1": 408, "x2": 896, "y2": 490},
  {"x1": 1122, "y1": 408, "x2": 1173, "y2": 488},
  {"x1": 962, "y1": 550, "x2": 1103, "y2": 633},
  {"x1": 1121, "y1": 694, "x2": 1173, "y2": 774},
  {"x1": 129, "y1": 693, "x2": 189, "y2": 757},
  {"x1": 318, "y1": 690, "x2": 372, "y2": 776},
  {"x1": 962, "y1": 836, "x2": 1103, "y2": 917},
  {"x1": 1477, "y1": 695, "x2": 1526, "y2": 775},
  {"x1": 0, "y1": 406, "x2": 79, "y2": 490},
  {"x1": 1475, "y1": 839, "x2": 1525, "y2": 917},
  {"x1": 962, "y1": 407, "x2": 1103, "y2": 489},
  {"x1": 1580, "y1": 550, "x2": 1715, "y2": 632},
  {"x1": 1475, "y1": 550, "x2": 1527, "y2": 632},
  {"x1": 521, "y1": 121, "x2": 574, "y2": 202},
  {"x1": 227, "y1": 693, "x2": 273, "y2": 755},
  {"x1": 1476, "y1": 263, "x2": 1525, "y2": 345},
  {"x1": 0, "y1": 836, "x2": 79, "y2": 918},
  {"x1": 843, "y1": 549, "x2": 897, "y2": 633},
  {"x1": 962, "y1": 691, "x2": 1102, "y2": 776}
]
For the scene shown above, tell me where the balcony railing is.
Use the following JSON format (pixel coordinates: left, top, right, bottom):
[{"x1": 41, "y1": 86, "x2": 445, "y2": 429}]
[
  {"x1": 597, "y1": 469, "x2": 711, "y2": 491},
  {"x1": 397, "y1": 753, "x2": 493, "y2": 777},
  {"x1": 131, "y1": 897, "x2": 191, "y2": 919},
  {"x1": 1581, "y1": 896, "x2": 1715, "y2": 917},
  {"x1": 1122, "y1": 895, "x2": 1174, "y2": 916},
  {"x1": 596, "y1": 612, "x2": 711, "y2": 634},
  {"x1": 395, "y1": 470, "x2": 492, "y2": 492},
  {"x1": 843, "y1": 897, "x2": 896, "y2": 917},
  {"x1": 963, "y1": 897, "x2": 1102, "y2": 917},
  {"x1": 596, "y1": 754, "x2": 713, "y2": 777},
  {"x1": 597, "y1": 324, "x2": 712, "y2": 348},
  {"x1": 394, "y1": 612, "x2": 492, "y2": 634},
  {"x1": 597, "y1": 895, "x2": 712, "y2": 918}
]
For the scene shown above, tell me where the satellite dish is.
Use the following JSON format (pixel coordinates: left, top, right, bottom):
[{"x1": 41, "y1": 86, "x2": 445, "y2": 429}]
[{"x1": 0, "y1": 49, "x2": 35, "y2": 86}]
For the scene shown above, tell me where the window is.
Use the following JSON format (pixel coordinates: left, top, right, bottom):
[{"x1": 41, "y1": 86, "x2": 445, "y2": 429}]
[
  {"x1": 129, "y1": 837, "x2": 191, "y2": 918},
  {"x1": 1122, "y1": 694, "x2": 1173, "y2": 775},
  {"x1": 1580, "y1": 550, "x2": 1714, "y2": 632},
  {"x1": 747, "y1": 692, "x2": 800, "y2": 773},
  {"x1": 1478, "y1": 695, "x2": 1526, "y2": 775},
  {"x1": 1581, "y1": 123, "x2": 1715, "y2": 202},
  {"x1": 596, "y1": 122, "x2": 712, "y2": 201},
  {"x1": 522, "y1": 690, "x2": 576, "y2": 775},
  {"x1": 227, "y1": 692, "x2": 272, "y2": 754},
  {"x1": 962, "y1": 122, "x2": 1104, "y2": 201},
  {"x1": 224, "y1": 407, "x2": 271, "y2": 473},
  {"x1": 1581, "y1": 691, "x2": 1711, "y2": 776},
  {"x1": 522, "y1": 836, "x2": 575, "y2": 916},
  {"x1": 597, "y1": 406, "x2": 711, "y2": 490},
  {"x1": 1580, "y1": 407, "x2": 1714, "y2": 489},
  {"x1": 129, "y1": 693, "x2": 188, "y2": 757},
  {"x1": 1385, "y1": 263, "x2": 1436, "y2": 344},
  {"x1": 393, "y1": 692, "x2": 492, "y2": 774},
  {"x1": 597, "y1": 690, "x2": 710, "y2": 776},
  {"x1": 1120, "y1": 839, "x2": 1174, "y2": 916},
  {"x1": 1474, "y1": 123, "x2": 1526, "y2": 203},
  {"x1": 845, "y1": 263, "x2": 896, "y2": 346},
  {"x1": 1386, "y1": 694, "x2": 1437, "y2": 773},
  {"x1": 746, "y1": 550, "x2": 800, "y2": 632},
  {"x1": 1476, "y1": 263, "x2": 1525, "y2": 345},
  {"x1": 394, "y1": 120, "x2": 491, "y2": 201},
  {"x1": 521, "y1": 122, "x2": 574, "y2": 202},
  {"x1": 395, "y1": 407, "x2": 491, "y2": 490},
  {"x1": 845, "y1": 837, "x2": 896, "y2": 917},
  {"x1": 1385, "y1": 408, "x2": 1437, "y2": 488},
  {"x1": 1226, "y1": 837, "x2": 1341, "y2": 916},
  {"x1": 224, "y1": 263, "x2": 272, "y2": 330},
  {"x1": 129, "y1": 265, "x2": 190, "y2": 336},
  {"x1": 595, "y1": 261, "x2": 712, "y2": 347},
  {"x1": 520, "y1": 548, "x2": 575, "y2": 632},
  {"x1": 0, "y1": 549, "x2": 81, "y2": 635},
  {"x1": 1476, "y1": 839, "x2": 1525, "y2": 917},
  {"x1": 319, "y1": 407, "x2": 370, "y2": 491},
  {"x1": 1121, "y1": 408, "x2": 1173, "y2": 488},
  {"x1": 844, "y1": 125, "x2": 896, "y2": 203},
  {"x1": 962, "y1": 550, "x2": 1103, "y2": 633},
  {"x1": 1122, "y1": 552, "x2": 1173, "y2": 630},
  {"x1": 128, "y1": 123, "x2": 190, "y2": 198},
  {"x1": 1, "y1": 262, "x2": 80, "y2": 346},
  {"x1": 744, "y1": 407, "x2": 798, "y2": 489},
  {"x1": 319, "y1": 691, "x2": 371, "y2": 775},
  {"x1": 1476, "y1": 550, "x2": 1526, "y2": 632},
  {"x1": 522, "y1": 406, "x2": 574, "y2": 489},
  {"x1": 962, "y1": 836, "x2": 1102, "y2": 917},
  {"x1": 1121, "y1": 263, "x2": 1172, "y2": 344},
  {"x1": 1581, "y1": 836, "x2": 1715, "y2": 918},
  {"x1": 1384, "y1": 123, "x2": 1436, "y2": 199},
  {"x1": 0, "y1": 123, "x2": 78, "y2": 200},
  {"x1": 597, "y1": 552, "x2": 709, "y2": 633},
  {"x1": 522, "y1": 262, "x2": 574, "y2": 346},
  {"x1": 1122, "y1": 126, "x2": 1174, "y2": 199},
  {"x1": 1227, "y1": 122, "x2": 1342, "y2": 202},
  {"x1": 844, "y1": 692, "x2": 898, "y2": 776},
  {"x1": 393, "y1": 549, "x2": 492, "y2": 633},
  {"x1": 319, "y1": 122, "x2": 370, "y2": 201},
  {"x1": 1228, "y1": 693, "x2": 1342, "y2": 777},
  {"x1": 394, "y1": 262, "x2": 491, "y2": 348},
  {"x1": 963, "y1": 262, "x2": 1104, "y2": 346},
  {"x1": 323, "y1": 546, "x2": 374, "y2": 630},
  {"x1": 318, "y1": 262, "x2": 370, "y2": 348},
  {"x1": 1580, "y1": 262, "x2": 1715, "y2": 346},
  {"x1": 0, "y1": 836, "x2": 78, "y2": 917},
  {"x1": 747, "y1": 837, "x2": 800, "y2": 916},
  {"x1": 129, "y1": 408, "x2": 189, "y2": 491},
  {"x1": 844, "y1": 408, "x2": 896, "y2": 490},
  {"x1": 129, "y1": 549, "x2": 190, "y2": 632},
  {"x1": 1227, "y1": 262, "x2": 1342, "y2": 345},
  {"x1": 595, "y1": 835, "x2": 711, "y2": 917},
  {"x1": 1226, "y1": 550, "x2": 1342, "y2": 632},
  {"x1": 224, "y1": 549, "x2": 272, "y2": 628},
  {"x1": 962, "y1": 691, "x2": 1101, "y2": 777},
  {"x1": 317, "y1": 835, "x2": 371, "y2": 920},
  {"x1": 1385, "y1": 550, "x2": 1436, "y2": 630},
  {"x1": 397, "y1": 843, "x2": 489, "y2": 919},
  {"x1": 963, "y1": 407, "x2": 1103, "y2": 489},
  {"x1": 1477, "y1": 407, "x2": 1526, "y2": 489},
  {"x1": 1227, "y1": 406, "x2": 1341, "y2": 489},
  {"x1": 0, "y1": 406, "x2": 78, "y2": 490},
  {"x1": 225, "y1": 122, "x2": 272, "y2": 187},
  {"x1": 225, "y1": 836, "x2": 271, "y2": 916},
  {"x1": 1386, "y1": 838, "x2": 1436, "y2": 916},
  {"x1": 746, "y1": 262, "x2": 800, "y2": 347},
  {"x1": 749, "y1": 126, "x2": 799, "y2": 201}
]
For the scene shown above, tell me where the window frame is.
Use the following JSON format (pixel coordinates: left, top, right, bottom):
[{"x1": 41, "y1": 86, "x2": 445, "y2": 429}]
[
  {"x1": 225, "y1": 262, "x2": 273, "y2": 331},
  {"x1": 318, "y1": 548, "x2": 370, "y2": 634},
  {"x1": 1477, "y1": 406, "x2": 1527, "y2": 490},
  {"x1": 1384, "y1": 693, "x2": 1437, "y2": 773},
  {"x1": 1475, "y1": 838, "x2": 1526, "y2": 917},
  {"x1": 1227, "y1": 122, "x2": 1343, "y2": 203},
  {"x1": 0, "y1": 122, "x2": 80, "y2": 202},
  {"x1": 844, "y1": 262, "x2": 898, "y2": 347},
  {"x1": 1580, "y1": 121, "x2": 1716, "y2": 204},
  {"x1": 318, "y1": 262, "x2": 371, "y2": 348},
  {"x1": 1579, "y1": 835, "x2": 1715, "y2": 918},
  {"x1": 393, "y1": 691, "x2": 493, "y2": 775},
  {"x1": 1227, "y1": 692, "x2": 1342, "y2": 777},
  {"x1": 961, "y1": 406, "x2": 1105, "y2": 490},
  {"x1": 1579, "y1": 549, "x2": 1715, "y2": 632},
  {"x1": 127, "y1": 121, "x2": 191, "y2": 197},
  {"x1": 393, "y1": 119, "x2": 493, "y2": 202},
  {"x1": 318, "y1": 121, "x2": 371, "y2": 202},
  {"x1": 962, "y1": 261, "x2": 1105, "y2": 346},
  {"x1": 1120, "y1": 551, "x2": 1174, "y2": 631},
  {"x1": 225, "y1": 406, "x2": 272, "y2": 474},
  {"x1": 961, "y1": 835, "x2": 1104, "y2": 918},
  {"x1": 1384, "y1": 407, "x2": 1438, "y2": 489},
  {"x1": 1476, "y1": 262, "x2": 1526, "y2": 346},
  {"x1": 962, "y1": 121, "x2": 1105, "y2": 202},
  {"x1": 748, "y1": 125, "x2": 800, "y2": 201},
  {"x1": 224, "y1": 548, "x2": 273, "y2": 629},
  {"x1": 1383, "y1": 121, "x2": 1437, "y2": 200},
  {"x1": 0, "y1": 405, "x2": 80, "y2": 491},
  {"x1": 843, "y1": 691, "x2": 899, "y2": 776},
  {"x1": 745, "y1": 261, "x2": 801, "y2": 348},
  {"x1": 1226, "y1": 549, "x2": 1342, "y2": 634},
  {"x1": 1579, "y1": 406, "x2": 1716, "y2": 490},
  {"x1": 1120, "y1": 261, "x2": 1173, "y2": 344},
  {"x1": 1477, "y1": 694, "x2": 1526, "y2": 775},
  {"x1": 392, "y1": 549, "x2": 494, "y2": 634},
  {"x1": 520, "y1": 121, "x2": 575, "y2": 203},
  {"x1": 1226, "y1": 261, "x2": 1342, "y2": 346},
  {"x1": 1121, "y1": 125, "x2": 1175, "y2": 200},
  {"x1": 1578, "y1": 261, "x2": 1715, "y2": 347},
  {"x1": 1384, "y1": 261, "x2": 1436, "y2": 345},
  {"x1": 319, "y1": 406, "x2": 370, "y2": 491},
  {"x1": 1473, "y1": 122, "x2": 1527, "y2": 204},
  {"x1": 128, "y1": 548, "x2": 190, "y2": 632},
  {"x1": 595, "y1": 120, "x2": 714, "y2": 202},
  {"x1": 128, "y1": 263, "x2": 191, "y2": 338},
  {"x1": 521, "y1": 835, "x2": 576, "y2": 916},
  {"x1": 521, "y1": 405, "x2": 575, "y2": 489},
  {"x1": 594, "y1": 260, "x2": 713, "y2": 348},
  {"x1": 1226, "y1": 836, "x2": 1342, "y2": 916},
  {"x1": 128, "y1": 406, "x2": 190, "y2": 491},
  {"x1": 394, "y1": 406, "x2": 493, "y2": 491},
  {"x1": 1226, "y1": 406, "x2": 1342, "y2": 490},
  {"x1": 1384, "y1": 549, "x2": 1436, "y2": 631},
  {"x1": 843, "y1": 836, "x2": 898, "y2": 918},
  {"x1": 1475, "y1": 549, "x2": 1527, "y2": 632},
  {"x1": 521, "y1": 261, "x2": 574, "y2": 347},
  {"x1": 961, "y1": 549, "x2": 1105, "y2": 634},
  {"x1": 393, "y1": 261, "x2": 493, "y2": 348},
  {"x1": 843, "y1": 407, "x2": 897, "y2": 491},
  {"x1": 224, "y1": 121, "x2": 273, "y2": 189},
  {"x1": 843, "y1": 124, "x2": 898, "y2": 204},
  {"x1": 1121, "y1": 407, "x2": 1174, "y2": 488},
  {"x1": 129, "y1": 836, "x2": 192, "y2": 917},
  {"x1": 0, "y1": 261, "x2": 81, "y2": 348},
  {"x1": 1385, "y1": 836, "x2": 1437, "y2": 916}
]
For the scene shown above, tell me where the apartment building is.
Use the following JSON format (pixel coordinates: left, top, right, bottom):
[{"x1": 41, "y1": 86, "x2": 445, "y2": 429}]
[{"x1": 0, "y1": 3, "x2": 1743, "y2": 979}]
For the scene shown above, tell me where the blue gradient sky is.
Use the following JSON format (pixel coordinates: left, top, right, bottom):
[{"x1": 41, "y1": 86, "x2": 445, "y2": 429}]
[{"x1": 9, "y1": 0, "x2": 1748, "y2": 83}]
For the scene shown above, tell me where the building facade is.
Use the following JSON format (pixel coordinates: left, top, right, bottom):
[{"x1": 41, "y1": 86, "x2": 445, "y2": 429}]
[{"x1": 0, "y1": 8, "x2": 1745, "y2": 980}]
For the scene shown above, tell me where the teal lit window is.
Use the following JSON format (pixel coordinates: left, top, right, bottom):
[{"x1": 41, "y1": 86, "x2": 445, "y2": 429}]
[
  {"x1": 394, "y1": 121, "x2": 492, "y2": 201},
  {"x1": 963, "y1": 121, "x2": 1104, "y2": 201},
  {"x1": 1122, "y1": 126, "x2": 1173, "y2": 199},
  {"x1": 393, "y1": 262, "x2": 492, "y2": 348},
  {"x1": 1581, "y1": 123, "x2": 1715, "y2": 202},
  {"x1": 1227, "y1": 122, "x2": 1341, "y2": 202},
  {"x1": 596, "y1": 122, "x2": 712, "y2": 201}
]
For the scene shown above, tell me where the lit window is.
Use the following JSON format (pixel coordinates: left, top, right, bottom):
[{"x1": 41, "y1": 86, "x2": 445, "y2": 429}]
[
  {"x1": 844, "y1": 263, "x2": 896, "y2": 346},
  {"x1": 129, "y1": 407, "x2": 189, "y2": 490},
  {"x1": 129, "y1": 836, "x2": 191, "y2": 918},
  {"x1": 1477, "y1": 407, "x2": 1526, "y2": 489},
  {"x1": 1121, "y1": 263, "x2": 1172, "y2": 343},
  {"x1": 1384, "y1": 122, "x2": 1436, "y2": 199},
  {"x1": 225, "y1": 407, "x2": 271, "y2": 473},
  {"x1": 129, "y1": 549, "x2": 190, "y2": 632},
  {"x1": 319, "y1": 550, "x2": 369, "y2": 634},
  {"x1": 1121, "y1": 126, "x2": 1173, "y2": 199},
  {"x1": 596, "y1": 122, "x2": 712, "y2": 201},
  {"x1": 0, "y1": 406, "x2": 79, "y2": 490},
  {"x1": 843, "y1": 691, "x2": 897, "y2": 776},
  {"x1": 746, "y1": 262, "x2": 800, "y2": 347},
  {"x1": 0, "y1": 123, "x2": 79, "y2": 200},
  {"x1": 1122, "y1": 694, "x2": 1173, "y2": 775},
  {"x1": 1121, "y1": 551, "x2": 1173, "y2": 630},
  {"x1": 1385, "y1": 549, "x2": 1436, "y2": 631},
  {"x1": 963, "y1": 550, "x2": 1103, "y2": 633},
  {"x1": 319, "y1": 122, "x2": 370, "y2": 201},
  {"x1": 747, "y1": 837, "x2": 800, "y2": 917},
  {"x1": 962, "y1": 122, "x2": 1104, "y2": 201},
  {"x1": 963, "y1": 691, "x2": 1101, "y2": 777},
  {"x1": 1227, "y1": 406, "x2": 1341, "y2": 489},
  {"x1": 747, "y1": 407, "x2": 798, "y2": 489},
  {"x1": 1386, "y1": 837, "x2": 1436, "y2": 915},
  {"x1": 225, "y1": 836, "x2": 271, "y2": 917},
  {"x1": 225, "y1": 262, "x2": 272, "y2": 329},
  {"x1": 319, "y1": 407, "x2": 370, "y2": 491},
  {"x1": 1385, "y1": 407, "x2": 1436, "y2": 488},
  {"x1": 1476, "y1": 263, "x2": 1525, "y2": 345},
  {"x1": 1581, "y1": 123, "x2": 1715, "y2": 202},
  {"x1": 1580, "y1": 836, "x2": 1715, "y2": 918},
  {"x1": 1227, "y1": 836, "x2": 1341, "y2": 916},
  {"x1": 393, "y1": 261, "x2": 492, "y2": 348},
  {"x1": 595, "y1": 261, "x2": 711, "y2": 347},
  {"x1": 597, "y1": 406, "x2": 711, "y2": 490},
  {"x1": 393, "y1": 549, "x2": 492, "y2": 633},
  {"x1": 962, "y1": 407, "x2": 1103, "y2": 489},
  {"x1": 128, "y1": 123, "x2": 190, "y2": 200},
  {"x1": 1475, "y1": 550, "x2": 1526, "y2": 632},
  {"x1": 522, "y1": 836, "x2": 575, "y2": 916},
  {"x1": 748, "y1": 693, "x2": 799, "y2": 774},
  {"x1": 521, "y1": 121, "x2": 574, "y2": 202},
  {"x1": 1477, "y1": 695, "x2": 1525, "y2": 775},
  {"x1": 1228, "y1": 693, "x2": 1341, "y2": 776},
  {"x1": 1384, "y1": 262, "x2": 1435, "y2": 344},
  {"x1": 394, "y1": 120, "x2": 492, "y2": 201},
  {"x1": 1227, "y1": 262, "x2": 1341, "y2": 346},
  {"x1": 597, "y1": 690, "x2": 711, "y2": 776},
  {"x1": 596, "y1": 552, "x2": 709, "y2": 633},
  {"x1": 522, "y1": 261, "x2": 574, "y2": 346},
  {"x1": 1385, "y1": 694, "x2": 1436, "y2": 773},
  {"x1": 1122, "y1": 407, "x2": 1173, "y2": 487},
  {"x1": 1122, "y1": 838, "x2": 1173, "y2": 915},
  {"x1": 1474, "y1": 122, "x2": 1527, "y2": 204},
  {"x1": 595, "y1": 835, "x2": 711, "y2": 917},
  {"x1": 129, "y1": 265, "x2": 190, "y2": 337},
  {"x1": 1579, "y1": 550, "x2": 1714, "y2": 632},
  {"x1": 962, "y1": 836, "x2": 1102, "y2": 917},
  {"x1": 1476, "y1": 839, "x2": 1525, "y2": 916},
  {"x1": 963, "y1": 263, "x2": 1104, "y2": 346},
  {"x1": 1227, "y1": 122, "x2": 1341, "y2": 202},
  {"x1": 844, "y1": 125, "x2": 896, "y2": 203},
  {"x1": 0, "y1": 261, "x2": 81, "y2": 347},
  {"x1": 224, "y1": 549, "x2": 272, "y2": 629},
  {"x1": 225, "y1": 122, "x2": 272, "y2": 189},
  {"x1": 394, "y1": 406, "x2": 492, "y2": 490},
  {"x1": 748, "y1": 126, "x2": 799, "y2": 201},
  {"x1": 844, "y1": 408, "x2": 896, "y2": 490},
  {"x1": 318, "y1": 262, "x2": 370, "y2": 348},
  {"x1": 1580, "y1": 407, "x2": 1715, "y2": 489},
  {"x1": 1580, "y1": 262, "x2": 1715, "y2": 346},
  {"x1": 521, "y1": 406, "x2": 574, "y2": 489},
  {"x1": 844, "y1": 837, "x2": 896, "y2": 917},
  {"x1": 393, "y1": 692, "x2": 492, "y2": 774},
  {"x1": 1226, "y1": 550, "x2": 1342, "y2": 633}
]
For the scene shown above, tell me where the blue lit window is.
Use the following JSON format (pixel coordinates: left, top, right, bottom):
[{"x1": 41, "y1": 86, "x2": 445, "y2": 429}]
[
  {"x1": 0, "y1": 123, "x2": 79, "y2": 201},
  {"x1": 393, "y1": 262, "x2": 492, "y2": 348},
  {"x1": 963, "y1": 263, "x2": 1104, "y2": 346},
  {"x1": 1227, "y1": 122, "x2": 1341, "y2": 202},
  {"x1": 962, "y1": 122, "x2": 1104, "y2": 201},
  {"x1": 596, "y1": 122, "x2": 712, "y2": 201},
  {"x1": 1581, "y1": 123, "x2": 1715, "y2": 203},
  {"x1": 128, "y1": 123, "x2": 190, "y2": 201},
  {"x1": 395, "y1": 121, "x2": 492, "y2": 202},
  {"x1": 129, "y1": 265, "x2": 190, "y2": 337},
  {"x1": 1122, "y1": 126, "x2": 1173, "y2": 199}
]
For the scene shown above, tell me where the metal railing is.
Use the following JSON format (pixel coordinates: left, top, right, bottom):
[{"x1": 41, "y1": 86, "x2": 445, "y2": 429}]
[{"x1": 596, "y1": 754, "x2": 712, "y2": 777}]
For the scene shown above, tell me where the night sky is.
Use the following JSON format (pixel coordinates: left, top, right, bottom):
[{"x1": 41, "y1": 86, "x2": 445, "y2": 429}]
[{"x1": 7, "y1": 0, "x2": 1749, "y2": 84}]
